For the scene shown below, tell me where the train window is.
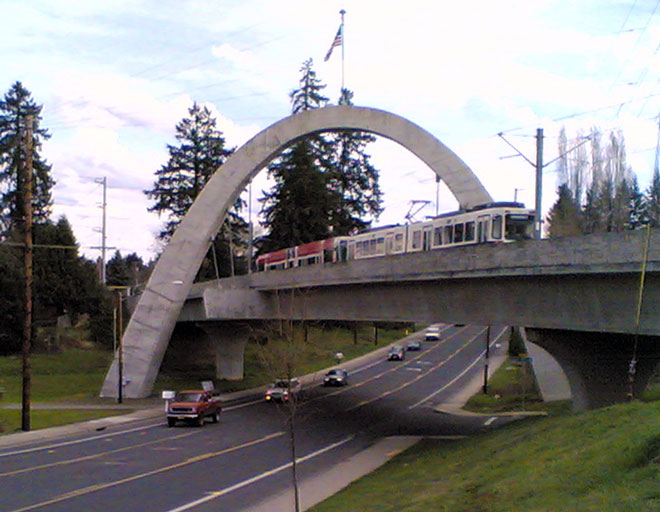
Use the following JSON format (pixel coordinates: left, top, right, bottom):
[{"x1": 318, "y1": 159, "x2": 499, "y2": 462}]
[
  {"x1": 355, "y1": 241, "x2": 364, "y2": 258},
  {"x1": 492, "y1": 215, "x2": 502, "y2": 239},
  {"x1": 412, "y1": 230, "x2": 422, "y2": 249},
  {"x1": 433, "y1": 227, "x2": 442, "y2": 246},
  {"x1": 505, "y1": 214, "x2": 534, "y2": 240},
  {"x1": 375, "y1": 237, "x2": 384, "y2": 254},
  {"x1": 370, "y1": 238, "x2": 378, "y2": 254},
  {"x1": 394, "y1": 233, "x2": 404, "y2": 252},
  {"x1": 444, "y1": 225, "x2": 453, "y2": 244},
  {"x1": 454, "y1": 223, "x2": 465, "y2": 242},
  {"x1": 465, "y1": 221, "x2": 475, "y2": 241}
]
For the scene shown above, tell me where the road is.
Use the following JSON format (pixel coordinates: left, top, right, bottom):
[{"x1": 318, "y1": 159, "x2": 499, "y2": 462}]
[{"x1": 0, "y1": 324, "x2": 514, "y2": 512}]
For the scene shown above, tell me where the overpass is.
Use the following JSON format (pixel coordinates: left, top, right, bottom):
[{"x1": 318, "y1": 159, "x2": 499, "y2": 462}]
[
  {"x1": 100, "y1": 104, "x2": 660, "y2": 411},
  {"x1": 178, "y1": 229, "x2": 660, "y2": 411}
]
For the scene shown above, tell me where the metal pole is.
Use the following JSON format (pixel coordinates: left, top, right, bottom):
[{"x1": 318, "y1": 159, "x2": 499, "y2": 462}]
[
  {"x1": 101, "y1": 177, "x2": 107, "y2": 284},
  {"x1": 22, "y1": 115, "x2": 34, "y2": 432},
  {"x1": 340, "y1": 9, "x2": 346, "y2": 90},
  {"x1": 483, "y1": 325, "x2": 491, "y2": 394},
  {"x1": 247, "y1": 182, "x2": 253, "y2": 274},
  {"x1": 535, "y1": 128, "x2": 544, "y2": 239},
  {"x1": 117, "y1": 289, "x2": 123, "y2": 404}
]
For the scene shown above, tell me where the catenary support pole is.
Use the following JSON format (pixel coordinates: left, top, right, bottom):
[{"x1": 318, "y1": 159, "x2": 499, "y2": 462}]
[{"x1": 535, "y1": 128, "x2": 544, "y2": 239}]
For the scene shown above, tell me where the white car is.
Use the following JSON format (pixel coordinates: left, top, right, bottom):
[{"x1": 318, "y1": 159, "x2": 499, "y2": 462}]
[
  {"x1": 425, "y1": 327, "x2": 440, "y2": 341},
  {"x1": 265, "y1": 378, "x2": 301, "y2": 402}
]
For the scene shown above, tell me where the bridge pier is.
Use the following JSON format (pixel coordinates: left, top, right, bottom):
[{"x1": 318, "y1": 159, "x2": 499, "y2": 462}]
[
  {"x1": 199, "y1": 323, "x2": 250, "y2": 381},
  {"x1": 525, "y1": 328, "x2": 660, "y2": 411}
]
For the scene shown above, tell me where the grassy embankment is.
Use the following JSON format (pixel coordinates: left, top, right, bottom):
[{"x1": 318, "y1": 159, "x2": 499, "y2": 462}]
[
  {"x1": 310, "y1": 400, "x2": 660, "y2": 512},
  {"x1": 0, "y1": 323, "x2": 409, "y2": 434},
  {"x1": 309, "y1": 356, "x2": 660, "y2": 511}
]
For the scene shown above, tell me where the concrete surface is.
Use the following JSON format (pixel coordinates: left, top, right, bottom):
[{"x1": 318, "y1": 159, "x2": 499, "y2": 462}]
[
  {"x1": 101, "y1": 104, "x2": 491, "y2": 399},
  {"x1": 1, "y1": 326, "x2": 568, "y2": 512}
]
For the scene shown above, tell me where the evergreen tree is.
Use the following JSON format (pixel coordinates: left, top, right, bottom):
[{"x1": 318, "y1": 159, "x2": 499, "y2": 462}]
[
  {"x1": 0, "y1": 242, "x2": 23, "y2": 354},
  {"x1": 0, "y1": 81, "x2": 55, "y2": 233},
  {"x1": 259, "y1": 61, "x2": 383, "y2": 252},
  {"x1": 546, "y1": 184, "x2": 582, "y2": 238},
  {"x1": 628, "y1": 175, "x2": 646, "y2": 229},
  {"x1": 645, "y1": 167, "x2": 660, "y2": 227},
  {"x1": 327, "y1": 88, "x2": 383, "y2": 234},
  {"x1": 260, "y1": 59, "x2": 334, "y2": 253},
  {"x1": 145, "y1": 102, "x2": 247, "y2": 278}
]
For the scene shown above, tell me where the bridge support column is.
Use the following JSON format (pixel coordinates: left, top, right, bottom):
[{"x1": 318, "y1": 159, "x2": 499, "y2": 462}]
[
  {"x1": 199, "y1": 323, "x2": 249, "y2": 381},
  {"x1": 525, "y1": 328, "x2": 660, "y2": 412}
]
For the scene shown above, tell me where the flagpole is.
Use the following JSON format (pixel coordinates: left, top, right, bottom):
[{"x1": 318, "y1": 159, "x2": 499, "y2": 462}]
[{"x1": 340, "y1": 9, "x2": 345, "y2": 91}]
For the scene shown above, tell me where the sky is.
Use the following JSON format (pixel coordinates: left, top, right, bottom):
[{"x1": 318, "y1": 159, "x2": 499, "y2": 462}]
[{"x1": 3, "y1": 0, "x2": 660, "y2": 261}]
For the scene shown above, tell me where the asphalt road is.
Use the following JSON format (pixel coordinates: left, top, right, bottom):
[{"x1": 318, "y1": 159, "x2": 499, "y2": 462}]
[{"x1": 0, "y1": 324, "x2": 513, "y2": 512}]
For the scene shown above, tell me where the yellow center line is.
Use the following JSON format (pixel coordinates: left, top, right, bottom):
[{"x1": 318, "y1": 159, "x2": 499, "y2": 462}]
[
  {"x1": 0, "y1": 430, "x2": 198, "y2": 478},
  {"x1": 347, "y1": 326, "x2": 493, "y2": 411},
  {"x1": 7, "y1": 431, "x2": 285, "y2": 512},
  {"x1": 307, "y1": 324, "x2": 462, "y2": 403}
]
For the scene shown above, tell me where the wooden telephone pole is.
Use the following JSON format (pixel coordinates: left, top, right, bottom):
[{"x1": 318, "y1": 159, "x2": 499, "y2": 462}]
[{"x1": 22, "y1": 115, "x2": 34, "y2": 431}]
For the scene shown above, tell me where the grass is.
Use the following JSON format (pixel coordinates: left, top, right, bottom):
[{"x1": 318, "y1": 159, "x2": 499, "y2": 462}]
[
  {"x1": 152, "y1": 322, "x2": 409, "y2": 395},
  {"x1": 310, "y1": 400, "x2": 660, "y2": 512},
  {"x1": 0, "y1": 322, "x2": 410, "y2": 433}
]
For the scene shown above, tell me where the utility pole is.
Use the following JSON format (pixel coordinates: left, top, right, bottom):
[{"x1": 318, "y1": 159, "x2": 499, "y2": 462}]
[
  {"x1": 534, "y1": 128, "x2": 544, "y2": 239},
  {"x1": 22, "y1": 115, "x2": 34, "y2": 432},
  {"x1": 498, "y1": 129, "x2": 590, "y2": 240},
  {"x1": 94, "y1": 177, "x2": 108, "y2": 284}
]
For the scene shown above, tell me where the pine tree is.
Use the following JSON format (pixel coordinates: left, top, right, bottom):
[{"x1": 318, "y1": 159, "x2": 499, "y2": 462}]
[
  {"x1": 327, "y1": 88, "x2": 383, "y2": 234},
  {"x1": 546, "y1": 184, "x2": 582, "y2": 238},
  {"x1": 145, "y1": 102, "x2": 247, "y2": 277},
  {"x1": 0, "y1": 81, "x2": 55, "y2": 233},
  {"x1": 259, "y1": 59, "x2": 334, "y2": 253},
  {"x1": 645, "y1": 167, "x2": 660, "y2": 227},
  {"x1": 259, "y1": 61, "x2": 383, "y2": 252},
  {"x1": 628, "y1": 175, "x2": 646, "y2": 229}
]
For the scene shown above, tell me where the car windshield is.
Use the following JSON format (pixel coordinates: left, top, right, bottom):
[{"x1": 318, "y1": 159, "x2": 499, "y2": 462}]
[
  {"x1": 327, "y1": 370, "x2": 338, "y2": 375},
  {"x1": 176, "y1": 392, "x2": 202, "y2": 402}
]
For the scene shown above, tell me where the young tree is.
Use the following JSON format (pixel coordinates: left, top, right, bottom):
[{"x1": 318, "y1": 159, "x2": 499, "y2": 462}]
[
  {"x1": 145, "y1": 102, "x2": 246, "y2": 278},
  {"x1": 0, "y1": 81, "x2": 54, "y2": 234}
]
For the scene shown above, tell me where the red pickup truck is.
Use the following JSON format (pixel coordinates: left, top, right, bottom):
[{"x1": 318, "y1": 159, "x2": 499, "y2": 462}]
[{"x1": 166, "y1": 390, "x2": 222, "y2": 427}]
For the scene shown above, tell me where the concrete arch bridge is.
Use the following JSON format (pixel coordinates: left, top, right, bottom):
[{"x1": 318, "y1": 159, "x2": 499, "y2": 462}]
[{"x1": 101, "y1": 106, "x2": 660, "y2": 412}]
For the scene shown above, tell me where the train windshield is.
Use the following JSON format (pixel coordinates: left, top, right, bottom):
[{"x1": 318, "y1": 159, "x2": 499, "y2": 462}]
[{"x1": 504, "y1": 213, "x2": 534, "y2": 241}]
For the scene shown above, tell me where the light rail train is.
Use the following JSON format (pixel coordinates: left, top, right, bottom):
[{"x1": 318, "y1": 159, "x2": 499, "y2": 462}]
[{"x1": 255, "y1": 202, "x2": 535, "y2": 272}]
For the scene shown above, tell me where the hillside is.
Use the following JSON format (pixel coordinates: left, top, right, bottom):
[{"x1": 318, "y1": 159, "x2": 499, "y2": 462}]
[{"x1": 310, "y1": 401, "x2": 660, "y2": 512}]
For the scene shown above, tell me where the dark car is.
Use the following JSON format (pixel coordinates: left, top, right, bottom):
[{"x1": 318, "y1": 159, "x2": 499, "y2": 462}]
[
  {"x1": 323, "y1": 368, "x2": 349, "y2": 386},
  {"x1": 387, "y1": 344, "x2": 405, "y2": 361},
  {"x1": 406, "y1": 340, "x2": 422, "y2": 351}
]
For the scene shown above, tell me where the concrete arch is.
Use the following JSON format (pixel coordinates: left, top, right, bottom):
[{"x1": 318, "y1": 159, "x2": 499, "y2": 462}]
[{"x1": 101, "y1": 105, "x2": 492, "y2": 398}]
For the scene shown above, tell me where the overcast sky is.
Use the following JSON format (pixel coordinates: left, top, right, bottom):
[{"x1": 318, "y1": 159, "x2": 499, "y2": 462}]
[{"x1": 3, "y1": 0, "x2": 660, "y2": 261}]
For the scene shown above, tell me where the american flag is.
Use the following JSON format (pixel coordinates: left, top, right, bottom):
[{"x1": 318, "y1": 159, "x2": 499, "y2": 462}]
[{"x1": 324, "y1": 25, "x2": 343, "y2": 62}]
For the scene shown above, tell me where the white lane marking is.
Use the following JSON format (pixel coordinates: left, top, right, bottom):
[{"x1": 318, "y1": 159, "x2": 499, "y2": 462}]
[
  {"x1": 406, "y1": 368, "x2": 423, "y2": 372},
  {"x1": 164, "y1": 435, "x2": 356, "y2": 512},
  {"x1": 408, "y1": 327, "x2": 508, "y2": 410},
  {"x1": 484, "y1": 417, "x2": 497, "y2": 426},
  {"x1": 0, "y1": 421, "x2": 164, "y2": 457},
  {"x1": 224, "y1": 398, "x2": 264, "y2": 411}
]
